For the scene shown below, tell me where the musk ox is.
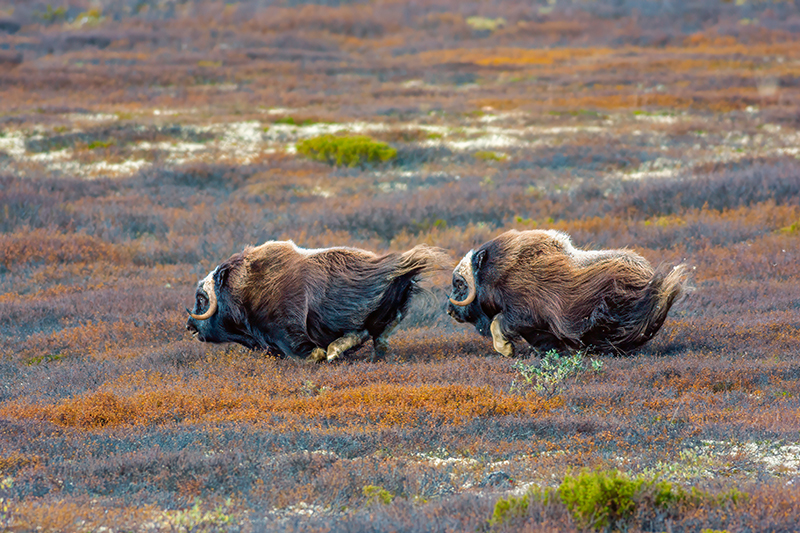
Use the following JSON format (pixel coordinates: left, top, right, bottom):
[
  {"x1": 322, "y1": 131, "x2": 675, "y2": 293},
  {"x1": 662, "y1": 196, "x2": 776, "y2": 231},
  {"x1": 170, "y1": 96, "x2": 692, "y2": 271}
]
[
  {"x1": 186, "y1": 240, "x2": 448, "y2": 362},
  {"x1": 447, "y1": 229, "x2": 687, "y2": 356}
]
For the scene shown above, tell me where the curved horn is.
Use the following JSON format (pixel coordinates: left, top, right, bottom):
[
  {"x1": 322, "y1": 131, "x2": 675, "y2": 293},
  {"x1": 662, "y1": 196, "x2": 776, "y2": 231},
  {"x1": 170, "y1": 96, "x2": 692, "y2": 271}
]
[
  {"x1": 188, "y1": 272, "x2": 218, "y2": 320},
  {"x1": 449, "y1": 251, "x2": 477, "y2": 307}
]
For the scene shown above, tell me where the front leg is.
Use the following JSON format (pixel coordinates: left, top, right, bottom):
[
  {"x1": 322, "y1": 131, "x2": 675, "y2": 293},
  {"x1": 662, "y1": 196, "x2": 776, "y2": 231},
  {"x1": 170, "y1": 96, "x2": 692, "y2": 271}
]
[
  {"x1": 372, "y1": 311, "x2": 403, "y2": 362},
  {"x1": 490, "y1": 314, "x2": 515, "y2": 357},
  {"x1": 327, "y1": 330, "x2": 370, "y2": 362}
]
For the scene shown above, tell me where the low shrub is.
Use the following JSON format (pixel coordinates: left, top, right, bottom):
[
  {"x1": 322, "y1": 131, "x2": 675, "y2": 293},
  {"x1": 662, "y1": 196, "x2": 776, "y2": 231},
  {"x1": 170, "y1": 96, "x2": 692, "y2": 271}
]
[
  {"x1": 490, "y1": 469, "x2": 733, "y2": 532},
  {"x1": 273, "y1": 116, "x2": 316, "y2": 126},
  {"x1": 488, "y1": 491, "x2": 535, "y2": 528},
  {"x1": 557, "y1": 469, "x2": 675, "y2": 530},
  {"x1": 473, "y1": 151, "x2": 507, "y2": 162},
  {"x1": 363, "y1": 485, "x2": 394, "y2": 505},
  {"x1": 296, "y1": 135, "x2": 397, "y2": 168},
  {"x1": 87, "y1": 139, "x2": 115, "y2": 150},
  {"x1": 511, "y1": 350, "x2": 603, "y2": 397}
]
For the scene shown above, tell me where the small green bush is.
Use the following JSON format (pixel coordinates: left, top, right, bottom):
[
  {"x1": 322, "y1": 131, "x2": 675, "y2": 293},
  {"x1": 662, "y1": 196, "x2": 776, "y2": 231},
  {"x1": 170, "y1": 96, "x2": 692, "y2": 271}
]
[
  {"x1": 780, "y1": 220, "x2": 799, "y2": 234},
  {"x1": 363, "y1": 484, "x2": 394, "y2": 505},
  {"x1": 275, "y1": 116, "x2": 316, "y2": 126},
  {"x1": 511, "y1": 350, "x2": 602, "y2": 397},
  {"x1": 490, "y1": 470, "x2": 699, "y2": 531},
  {"x1": 489, "y1": 492, "x2": 531, "y2": 527},
  {"x1": 75, "y1": 8, "x2": 103, "y2": 26},
  {"x1": 296, "y1": 135, "x2": 397, "y2": 168},
  {"x1": 36, "y1": 5, "x2": 67, "y2": 23},
  {"x1": 558, "y1": 470, "x2": 663, "y2": 530},
  {"x1": 474, "y1": 150, "x2": 507, "y2": 162},
  {"x1": 88, "y1": 139, "x2": 116, "y2": 150}
]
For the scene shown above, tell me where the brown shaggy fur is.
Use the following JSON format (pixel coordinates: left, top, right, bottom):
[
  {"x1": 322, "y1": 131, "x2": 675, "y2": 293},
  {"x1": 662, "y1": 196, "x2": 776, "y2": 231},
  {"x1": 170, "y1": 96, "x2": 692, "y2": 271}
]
[
  {"x1": 187, "y1": 241, "x2": 449, "y2": 360},
  {"x1": 447, "y1": 229, "x2": 688, "y2": 355}
]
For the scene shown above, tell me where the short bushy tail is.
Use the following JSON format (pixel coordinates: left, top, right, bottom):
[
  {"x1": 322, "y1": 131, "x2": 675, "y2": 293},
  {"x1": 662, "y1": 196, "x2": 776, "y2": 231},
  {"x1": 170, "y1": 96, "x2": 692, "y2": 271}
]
[
  {"x1": 659, "y1": 263, "x2": 688, "y2": 308},
  {"x1": 640, "y1": 263, "x2": 689, "y2": 340},
  {"x1": 585, "y1": 262, "x2": 689, "y2": 354},
  {"x1": 390, "y1": 244, "x2": 453, "y2": 279},
  {"x1": 365, "y1": 245, "x2": 451, "y2": 338}
]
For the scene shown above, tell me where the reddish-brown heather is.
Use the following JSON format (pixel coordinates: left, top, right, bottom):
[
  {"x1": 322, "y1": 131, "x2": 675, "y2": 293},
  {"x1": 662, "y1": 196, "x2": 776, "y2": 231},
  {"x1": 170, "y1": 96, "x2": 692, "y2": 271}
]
[{"x1": 1, "y1": 0, "x2": 799, "y2": 530}]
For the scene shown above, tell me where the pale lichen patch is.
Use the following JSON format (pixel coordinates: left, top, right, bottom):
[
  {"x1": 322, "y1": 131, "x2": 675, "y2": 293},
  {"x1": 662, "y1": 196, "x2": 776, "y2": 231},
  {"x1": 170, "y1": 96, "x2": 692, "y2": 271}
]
[{"x1": 0, "y1": 130, "x2": 26, "y2": 158}]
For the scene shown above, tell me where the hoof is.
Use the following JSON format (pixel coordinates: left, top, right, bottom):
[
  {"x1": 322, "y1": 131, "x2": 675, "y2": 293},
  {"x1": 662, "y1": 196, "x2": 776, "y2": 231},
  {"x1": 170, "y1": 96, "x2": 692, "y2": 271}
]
[
  {"x1": 371, "y1": 338, "x2": 389, "y2": 362},
  {"x1": 309, "y1": 347, "x2": 327, "y2": 363},
  {"x1": 326, "y1": 348, "x2": 343, "y2": 362}
]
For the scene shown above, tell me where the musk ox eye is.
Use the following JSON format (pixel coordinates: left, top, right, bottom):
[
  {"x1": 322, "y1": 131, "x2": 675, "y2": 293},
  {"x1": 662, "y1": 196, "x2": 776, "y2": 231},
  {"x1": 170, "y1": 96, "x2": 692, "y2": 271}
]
[
  {"x1": 454, "y1": 278, "x2": 466, "y2": 291},
  {"x1": 196, "y1": 294, "x2": 208, "y2": 311}
]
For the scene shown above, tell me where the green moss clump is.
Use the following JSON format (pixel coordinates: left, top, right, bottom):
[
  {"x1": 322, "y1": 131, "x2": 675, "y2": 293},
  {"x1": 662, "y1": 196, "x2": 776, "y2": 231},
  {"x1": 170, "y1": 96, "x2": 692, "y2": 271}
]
[
  {"x1": 87, "y1": 139, "x2": 116, "y2": 150},
  {"x1": 36, "y1": 5, "x2": 67, "y2": 23},
  {"x1": 559, "y1": 470, "x2": 651, "y2": 529},
  {"x1": 274, "y1": 116, "x2": 316, "y2": 126},
  {"x1": 489, "y1": 469, "x2": 717, "y2": 531},
  {"x1": 489, "y1": 492, "x2": 531, "y2": 527},
  {"x1": 780, "y1": 220, "x2": 800, "y2": 234},
  {"x1": 474, "y1": 150, "x2": 507, "y2": 162},
  {"x1": 363, "y1": 484, "x2": 394, "y2": 505},
  {"x1": 296, "y1": 135, "x2": 397, "y2": 168}
]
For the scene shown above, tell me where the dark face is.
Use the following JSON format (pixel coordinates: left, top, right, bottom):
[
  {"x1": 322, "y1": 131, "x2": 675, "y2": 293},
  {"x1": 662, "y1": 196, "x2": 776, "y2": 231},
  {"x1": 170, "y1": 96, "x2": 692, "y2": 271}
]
[
  {"x1": 185, "y1": 267, "x2": 258, "y2": 349},
  {"x1": 446, "y1": 251, "x2": 492, "y2": 338},
  {"x1": 446, "y1": 271, "x2": 471, "y2": 323},
  {"x1": 185, "y1": 268, "x2": 219, "y2": 342},
  {"x1": 447, "y1": 289, "x2": 492, "y2": 338}
]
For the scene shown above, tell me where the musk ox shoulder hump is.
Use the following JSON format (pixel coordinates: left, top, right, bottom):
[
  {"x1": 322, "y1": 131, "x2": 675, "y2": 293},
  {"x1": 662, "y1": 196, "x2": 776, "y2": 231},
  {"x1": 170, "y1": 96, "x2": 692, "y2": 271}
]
[
  {"x1": 538, "y1": 229, "x2": 647, "y2": 268},
  {"x1": 274, "y1": 240, "x2": 377, "y2": 259},
  {"x1": 543, "y1": 229, "x2": 576, "y2": 252}
]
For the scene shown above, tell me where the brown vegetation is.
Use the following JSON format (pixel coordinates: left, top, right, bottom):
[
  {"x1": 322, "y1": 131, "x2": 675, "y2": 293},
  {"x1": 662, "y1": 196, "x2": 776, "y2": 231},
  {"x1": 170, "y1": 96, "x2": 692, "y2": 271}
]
[{"x1": 1, "y1": 0, "x2": 799, "y2": 531}]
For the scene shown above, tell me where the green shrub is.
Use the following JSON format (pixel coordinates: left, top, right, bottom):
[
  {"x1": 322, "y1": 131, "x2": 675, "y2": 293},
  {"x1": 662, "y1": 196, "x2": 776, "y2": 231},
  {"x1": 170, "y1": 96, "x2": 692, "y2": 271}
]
[
  {"x1": 511, "y1": 350, "x2": 602, "y2": 397},
  {"x1": 36, "y1": 5, "x2": 67, "y2": 23},
  {"x1": 296, "y1": 135, "x2": 397, "y2": 168},
  {"x1": 275, "y1": 116, "x2": 316, "y2": 126},
  {"x1": 75, "y1": 8, "x2": 104, "y2": 26},
  {"x1": 490, "y1": 470, "x2": 693, "y2": 531},
  {"x1": 474, "y1": 150, "x2": 507, "y2": 162},
  {"x1": 363, "y1": 484, "x2": 394, "y2": 505},
  {"x1": 780, "y1": 220, "x2": 799, "y2": 234},
  {"x1": 87, "y1": 139, "x2": 115, "y2": 150},
  {"x1": 489, "y1": 492, "x2": 531, "y2": 527},
  {"x1": 559, "y1": 470, "x2": 649, "y2": 530},
  {"x1": 514, "y1": 215, "x2": 538, "y2": 226}
]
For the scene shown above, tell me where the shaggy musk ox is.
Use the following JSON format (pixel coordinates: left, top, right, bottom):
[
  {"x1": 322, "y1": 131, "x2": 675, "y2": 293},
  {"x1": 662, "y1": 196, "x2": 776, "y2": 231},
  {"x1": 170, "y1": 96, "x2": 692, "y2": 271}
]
[
  {"x1": 186, "y1": 240, "x2": 448, "y2": 362},
  {"x1": 447, "y1": 229, "x2": 687, "y2": 356}
]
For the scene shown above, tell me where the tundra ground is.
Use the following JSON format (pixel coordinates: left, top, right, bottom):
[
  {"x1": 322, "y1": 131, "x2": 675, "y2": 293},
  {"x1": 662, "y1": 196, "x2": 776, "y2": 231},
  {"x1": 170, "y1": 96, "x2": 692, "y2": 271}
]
[{"x1": 1, "y1": 1, "x2": 799, "y2": 531}]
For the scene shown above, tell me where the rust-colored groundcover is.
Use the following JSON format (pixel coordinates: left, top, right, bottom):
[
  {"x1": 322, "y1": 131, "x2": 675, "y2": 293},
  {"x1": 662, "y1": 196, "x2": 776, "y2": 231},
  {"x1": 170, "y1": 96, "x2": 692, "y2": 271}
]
[{"x1": 1, "y1": 1, "x2": 799, "y2": 531}]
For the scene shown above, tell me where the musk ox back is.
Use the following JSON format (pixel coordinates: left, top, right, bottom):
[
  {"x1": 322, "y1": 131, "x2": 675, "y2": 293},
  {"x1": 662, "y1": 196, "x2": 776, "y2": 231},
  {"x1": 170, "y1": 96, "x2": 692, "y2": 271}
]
[
  {"x1": 447, "y1": 229, "x2": 687, "y2": 356},
  {"x1": 186, "y1": 240, "x2": 448, "y2": 361}
]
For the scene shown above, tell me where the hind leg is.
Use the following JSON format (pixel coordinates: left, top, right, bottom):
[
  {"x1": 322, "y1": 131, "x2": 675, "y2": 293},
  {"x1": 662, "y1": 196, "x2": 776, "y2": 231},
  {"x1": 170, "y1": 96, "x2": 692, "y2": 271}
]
[
  {"x1": 371, "y1": 311, "x2": 403, "y2": 362},
  {"x1": 308, "y1": 347, "x2": 327, "y2": 363},
  {"x1": 491, "y1": 314, "x2": 515, "y2": 357},
  {"x1": 327, "y1": 330, "x2": 370, "y2": 362}
]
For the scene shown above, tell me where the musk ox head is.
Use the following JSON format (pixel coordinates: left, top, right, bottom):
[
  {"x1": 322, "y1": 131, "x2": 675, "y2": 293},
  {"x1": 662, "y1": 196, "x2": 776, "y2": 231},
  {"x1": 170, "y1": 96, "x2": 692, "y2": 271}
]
[
  {"x1": 185, "y1": 258, "x2": 257, "y2": 350},
  {"x1": 447, "y1": 249, "x2": 492, "y2": 337},
  {"x1": 447, "y1": 229, "x2": 688, "y2": 355}
]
